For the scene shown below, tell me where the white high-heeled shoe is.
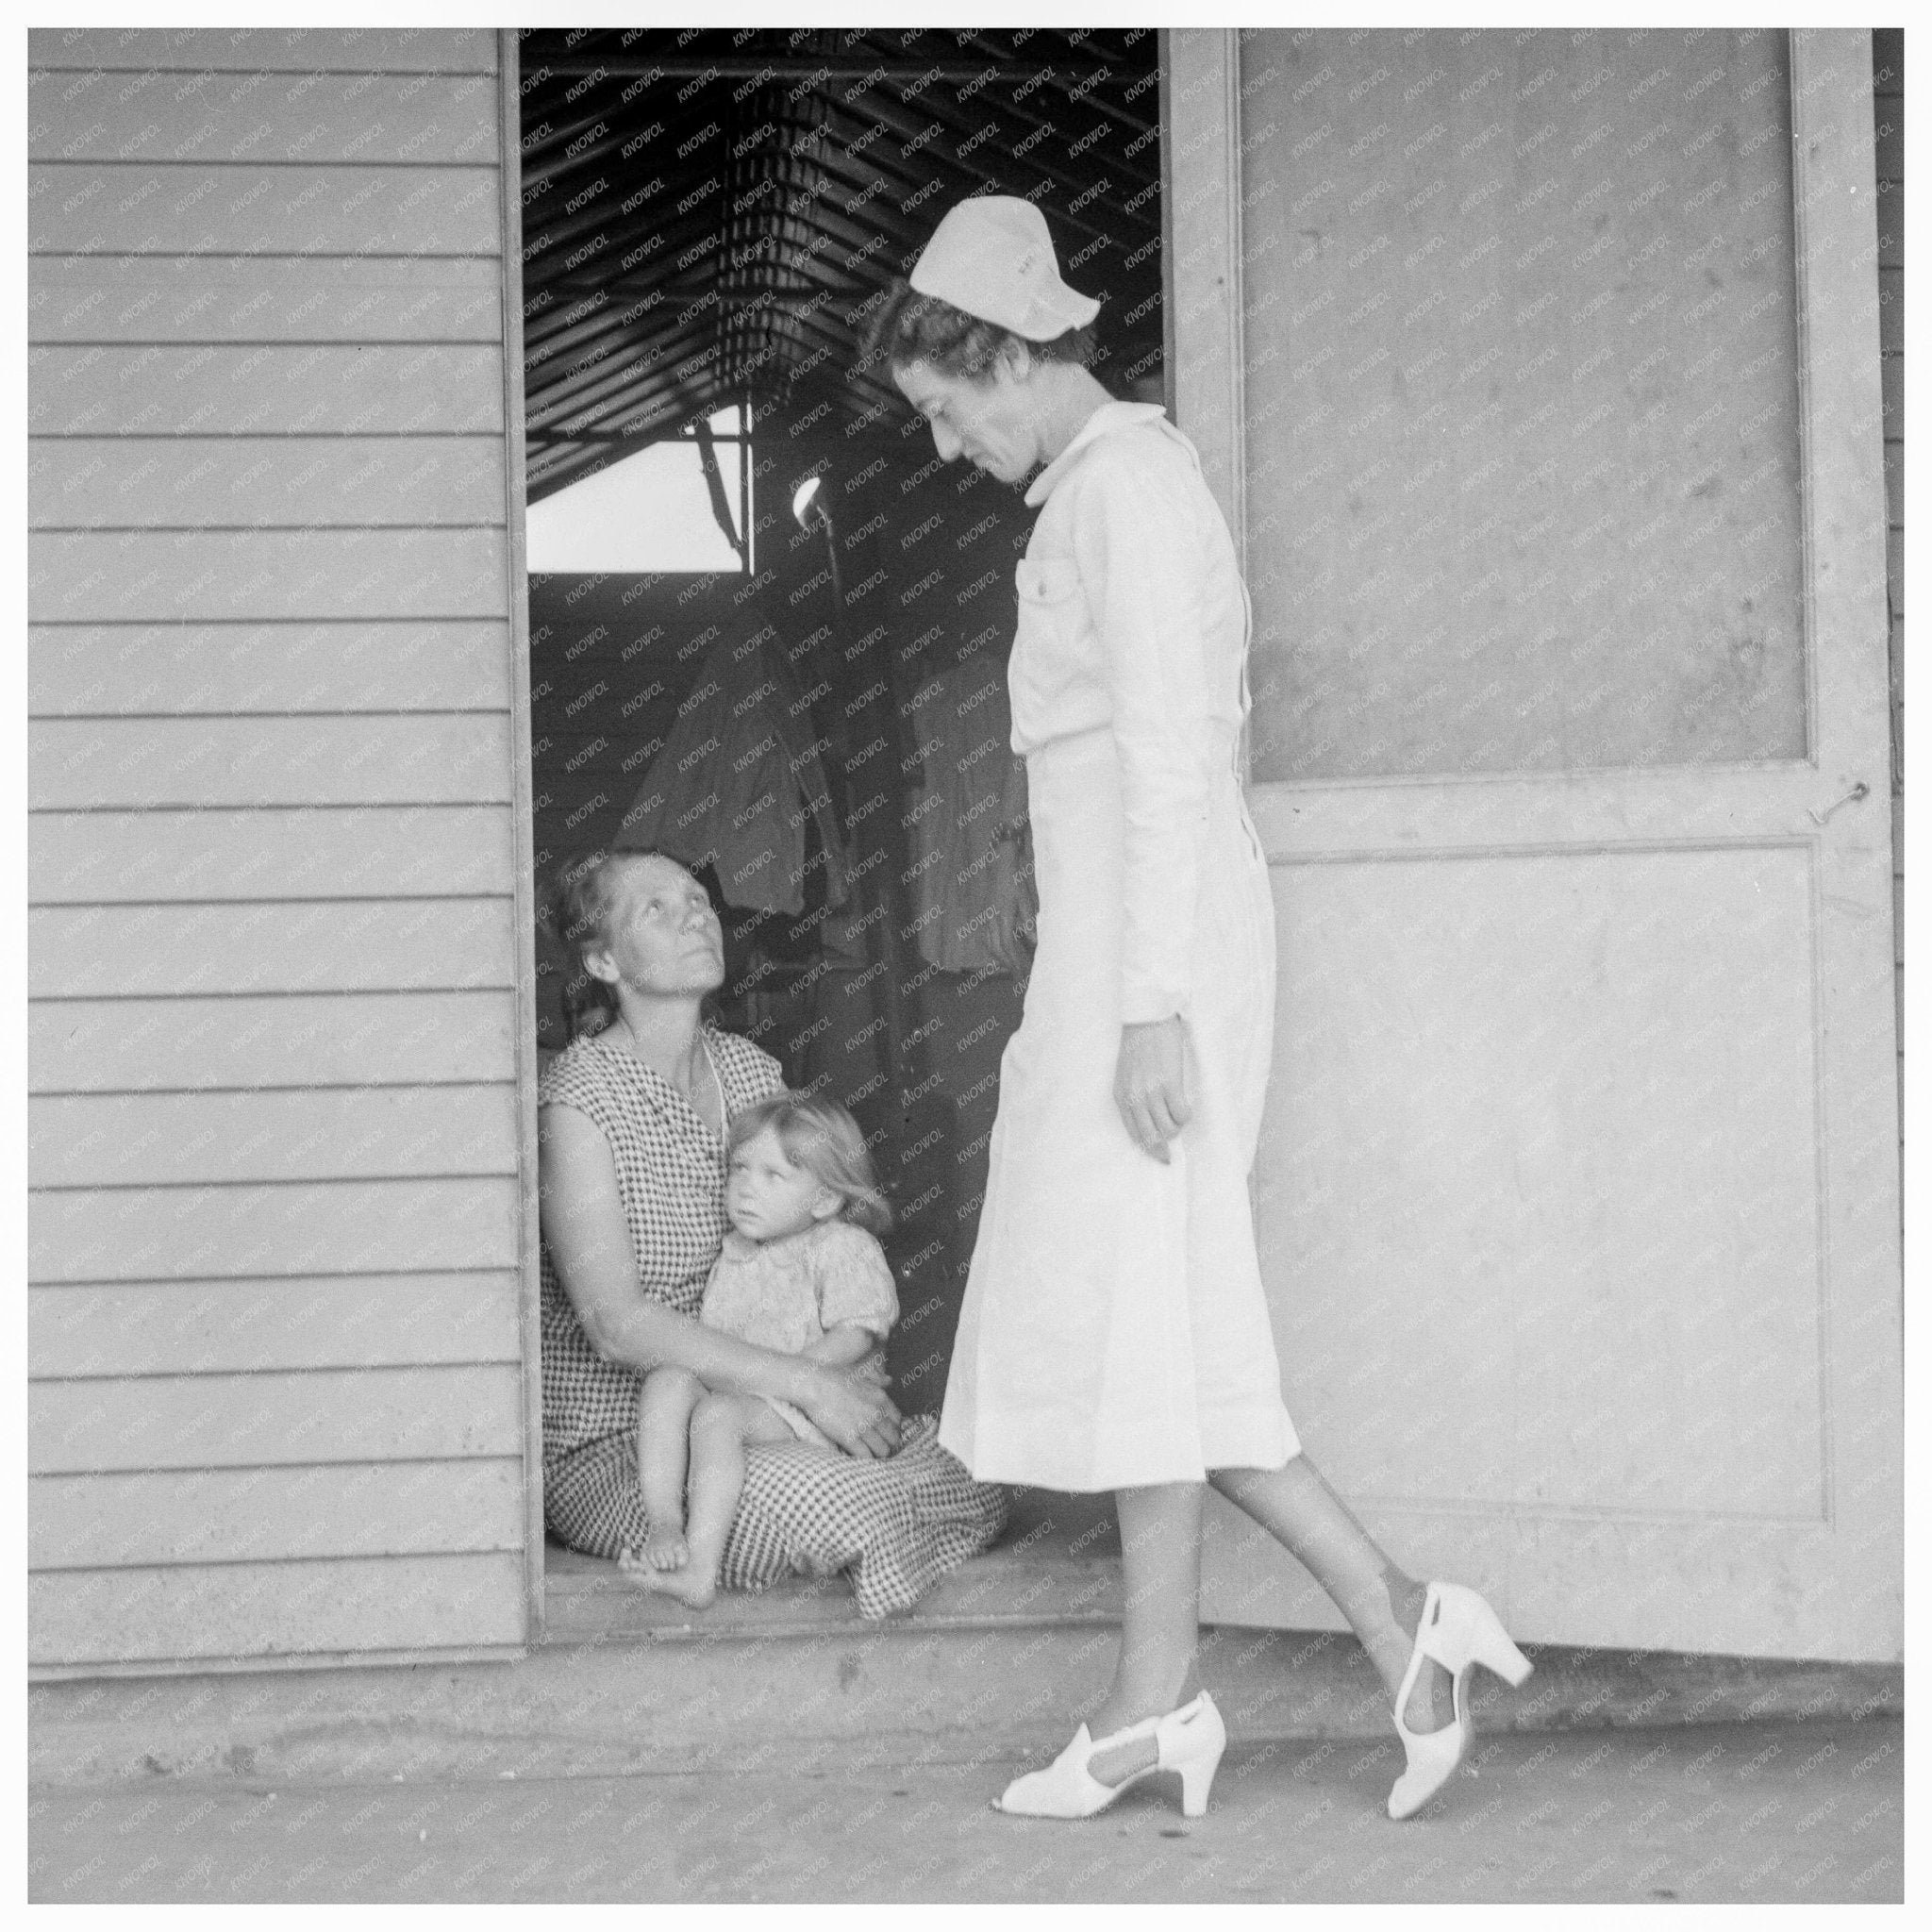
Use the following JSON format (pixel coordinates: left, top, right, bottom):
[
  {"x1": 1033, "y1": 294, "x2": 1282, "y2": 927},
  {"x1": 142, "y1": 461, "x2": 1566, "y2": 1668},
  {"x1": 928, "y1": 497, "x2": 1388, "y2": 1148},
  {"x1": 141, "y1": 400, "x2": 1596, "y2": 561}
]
[
  {"x1": 995, "y1": 1690, "x2": 1227, "y2": 1820},
  {"x1": 1388, "y1": 1581, "x2": 1533, "y2": 1821}
]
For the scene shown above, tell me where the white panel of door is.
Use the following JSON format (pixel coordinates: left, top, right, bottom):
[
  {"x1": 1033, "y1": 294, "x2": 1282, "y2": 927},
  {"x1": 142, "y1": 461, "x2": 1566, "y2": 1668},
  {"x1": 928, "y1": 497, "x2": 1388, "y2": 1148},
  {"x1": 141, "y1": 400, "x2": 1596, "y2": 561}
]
[{"x1": 1169, "y1": 27, "x2": 1901, "y2": 1659}]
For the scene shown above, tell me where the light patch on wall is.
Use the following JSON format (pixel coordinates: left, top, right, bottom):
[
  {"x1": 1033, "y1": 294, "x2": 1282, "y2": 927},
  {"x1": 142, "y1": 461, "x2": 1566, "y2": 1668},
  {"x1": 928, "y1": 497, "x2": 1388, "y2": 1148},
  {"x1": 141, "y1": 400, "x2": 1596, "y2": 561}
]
[{"x1": 526, "y1": 407, "x2": 750, "y2": 573}]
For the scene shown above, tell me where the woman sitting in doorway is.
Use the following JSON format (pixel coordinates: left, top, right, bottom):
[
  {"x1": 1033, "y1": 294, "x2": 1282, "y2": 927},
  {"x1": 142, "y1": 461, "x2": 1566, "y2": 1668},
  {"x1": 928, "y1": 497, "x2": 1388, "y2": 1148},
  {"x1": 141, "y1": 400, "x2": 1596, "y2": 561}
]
[{"x1": 537, "y1": 847, "x2": 1008, "y2": 1618}]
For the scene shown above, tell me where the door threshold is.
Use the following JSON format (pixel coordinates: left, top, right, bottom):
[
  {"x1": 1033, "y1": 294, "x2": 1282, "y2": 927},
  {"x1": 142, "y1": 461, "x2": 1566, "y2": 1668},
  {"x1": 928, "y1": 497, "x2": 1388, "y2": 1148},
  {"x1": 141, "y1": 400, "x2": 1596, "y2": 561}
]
[{"x1": 541, "y1": 1485, "x2": 1122, "y2": 1647}]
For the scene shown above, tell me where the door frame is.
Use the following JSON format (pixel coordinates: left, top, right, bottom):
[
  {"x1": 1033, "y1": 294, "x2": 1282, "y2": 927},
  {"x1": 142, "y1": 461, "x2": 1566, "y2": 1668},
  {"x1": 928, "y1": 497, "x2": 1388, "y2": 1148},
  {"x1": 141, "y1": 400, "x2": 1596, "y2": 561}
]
[
  {"x1": 1166, "y1": 27, "x2": 1901, "y2": 1657},
  {"x1": 497, "y1": 28, "x2": 546, "y2": 1644}
]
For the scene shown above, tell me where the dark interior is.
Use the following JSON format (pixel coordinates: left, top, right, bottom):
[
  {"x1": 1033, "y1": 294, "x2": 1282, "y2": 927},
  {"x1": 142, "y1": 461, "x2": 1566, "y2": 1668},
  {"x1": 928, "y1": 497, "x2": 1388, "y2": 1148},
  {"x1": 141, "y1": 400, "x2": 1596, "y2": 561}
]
[{"x1": 519, "y1": 28, "x2": 1162, "y2": 1414}]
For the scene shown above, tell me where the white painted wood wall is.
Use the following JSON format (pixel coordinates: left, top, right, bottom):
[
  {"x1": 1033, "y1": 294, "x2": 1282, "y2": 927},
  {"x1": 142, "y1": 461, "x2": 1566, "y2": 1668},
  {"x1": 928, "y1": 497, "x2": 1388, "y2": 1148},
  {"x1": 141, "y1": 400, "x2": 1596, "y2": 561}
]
[{"x1": 27, "y1": 28, "x2": 539, "y2": 1672}]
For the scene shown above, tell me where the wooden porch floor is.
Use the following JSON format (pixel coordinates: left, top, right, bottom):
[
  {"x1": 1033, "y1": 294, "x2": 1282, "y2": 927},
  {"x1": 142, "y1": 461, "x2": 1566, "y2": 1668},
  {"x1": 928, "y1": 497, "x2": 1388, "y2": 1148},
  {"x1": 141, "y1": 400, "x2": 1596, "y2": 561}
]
[{"x1": 542, "y1": 1485, "x2": 1122, "y2": 1645}]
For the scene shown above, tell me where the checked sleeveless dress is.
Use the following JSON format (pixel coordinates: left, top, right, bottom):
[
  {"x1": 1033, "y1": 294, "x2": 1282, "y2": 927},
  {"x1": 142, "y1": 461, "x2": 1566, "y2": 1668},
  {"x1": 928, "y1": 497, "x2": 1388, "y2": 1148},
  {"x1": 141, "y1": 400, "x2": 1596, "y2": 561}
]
[{"x1": 540, "y1": 1025, "x2": 1008, "y2": 1617}]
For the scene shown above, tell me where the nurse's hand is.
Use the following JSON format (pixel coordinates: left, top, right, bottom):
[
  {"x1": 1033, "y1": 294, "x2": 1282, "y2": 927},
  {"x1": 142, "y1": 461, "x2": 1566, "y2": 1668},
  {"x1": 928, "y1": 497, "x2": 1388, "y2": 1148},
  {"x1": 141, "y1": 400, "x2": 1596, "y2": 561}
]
[{"x1": 1115, "y1": 1016, "x2": 1193, "y2": 1163}]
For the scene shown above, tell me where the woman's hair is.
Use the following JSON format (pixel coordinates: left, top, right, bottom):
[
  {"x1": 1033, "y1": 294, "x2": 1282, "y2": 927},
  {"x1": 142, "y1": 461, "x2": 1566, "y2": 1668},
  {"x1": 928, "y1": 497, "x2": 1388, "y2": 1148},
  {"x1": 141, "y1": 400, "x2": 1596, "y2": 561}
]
[
  {"x1": 858, "y1": 278, "x2": 1098, "y2": 384},
  {"x1": 542, "y1": 848, "x2": 682, "y2": 1041},
  {"x1": 728, "y1": 1092, "x2": 893, "y2": 1236}
]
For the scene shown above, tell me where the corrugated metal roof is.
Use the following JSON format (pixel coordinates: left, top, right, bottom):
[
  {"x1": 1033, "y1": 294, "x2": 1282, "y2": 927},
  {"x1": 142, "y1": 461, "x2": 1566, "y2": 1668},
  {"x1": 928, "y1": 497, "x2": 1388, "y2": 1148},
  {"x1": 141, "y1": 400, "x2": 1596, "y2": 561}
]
[{"x1": 519, "y1": 26, "x2": 1162, "y2": 502}]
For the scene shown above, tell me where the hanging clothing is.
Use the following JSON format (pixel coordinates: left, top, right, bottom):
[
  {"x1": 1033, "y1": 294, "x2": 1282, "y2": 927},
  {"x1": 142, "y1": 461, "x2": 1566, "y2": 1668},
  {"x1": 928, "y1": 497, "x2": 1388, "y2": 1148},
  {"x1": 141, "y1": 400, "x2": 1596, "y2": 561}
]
[
  {"x1": 939, "y1": 401, "x2": 1301, "y2": 1491},
  {"x1": 617, "y1": 631, "x2": 848, "y2": 916},
  {"x1": 904, "y1": 657, "x2": 1038, "y2": 974}
]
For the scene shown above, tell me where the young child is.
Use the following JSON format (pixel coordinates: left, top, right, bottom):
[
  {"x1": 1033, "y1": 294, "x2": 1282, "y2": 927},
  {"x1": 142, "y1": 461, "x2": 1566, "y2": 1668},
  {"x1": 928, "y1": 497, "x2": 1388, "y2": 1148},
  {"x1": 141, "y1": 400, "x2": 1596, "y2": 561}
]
[{"x1": 618, "y1": 1093, "x2": 898, "y2": 1608}]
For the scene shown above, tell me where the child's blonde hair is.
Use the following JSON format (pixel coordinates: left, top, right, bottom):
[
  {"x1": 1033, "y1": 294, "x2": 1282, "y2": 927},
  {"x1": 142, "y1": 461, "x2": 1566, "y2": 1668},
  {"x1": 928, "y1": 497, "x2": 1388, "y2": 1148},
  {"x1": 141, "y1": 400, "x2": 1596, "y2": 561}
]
[{"x1": 728, "y1": 1093, "x2": 892, "y2": 1236}]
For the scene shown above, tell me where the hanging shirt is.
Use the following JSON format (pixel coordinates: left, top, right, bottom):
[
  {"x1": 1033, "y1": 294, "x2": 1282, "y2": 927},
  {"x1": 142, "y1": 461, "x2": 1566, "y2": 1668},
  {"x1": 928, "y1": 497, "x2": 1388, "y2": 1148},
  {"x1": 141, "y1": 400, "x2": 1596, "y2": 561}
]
[
  {"x1": 904, "y1": 656, "x2": 1038, "y2": 974},
  {"x1": 617, "y1": 631, "x2": 848, "y2": 916}
]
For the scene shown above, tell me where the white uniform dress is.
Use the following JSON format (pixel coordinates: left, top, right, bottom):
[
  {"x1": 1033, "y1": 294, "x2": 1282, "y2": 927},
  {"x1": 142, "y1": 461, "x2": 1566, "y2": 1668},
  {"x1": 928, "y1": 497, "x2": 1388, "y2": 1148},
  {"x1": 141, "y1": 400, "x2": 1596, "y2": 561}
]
[{"x1": 939, "y1": 401, "x2": 1302, "y2": 1491}]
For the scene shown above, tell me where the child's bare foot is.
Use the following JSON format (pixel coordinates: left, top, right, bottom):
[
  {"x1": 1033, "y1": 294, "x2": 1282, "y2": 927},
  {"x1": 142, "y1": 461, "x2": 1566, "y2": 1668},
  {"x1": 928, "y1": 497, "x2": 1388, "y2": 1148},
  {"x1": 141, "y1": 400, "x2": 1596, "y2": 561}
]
[
  {"x1": 621, "y1": 1525, "x2": 689, "y2": 1573},
  {"x1": 621, "y1": 1561, "x2": 718, "y2": 1609}
]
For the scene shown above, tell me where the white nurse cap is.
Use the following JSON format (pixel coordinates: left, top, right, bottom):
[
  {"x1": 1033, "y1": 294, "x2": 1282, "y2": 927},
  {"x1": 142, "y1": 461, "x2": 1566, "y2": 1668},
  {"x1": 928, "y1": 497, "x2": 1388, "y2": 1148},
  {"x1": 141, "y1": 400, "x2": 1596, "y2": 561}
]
[{"x1": 908, "y1": 195, "x2": 1101, "y2": 341}]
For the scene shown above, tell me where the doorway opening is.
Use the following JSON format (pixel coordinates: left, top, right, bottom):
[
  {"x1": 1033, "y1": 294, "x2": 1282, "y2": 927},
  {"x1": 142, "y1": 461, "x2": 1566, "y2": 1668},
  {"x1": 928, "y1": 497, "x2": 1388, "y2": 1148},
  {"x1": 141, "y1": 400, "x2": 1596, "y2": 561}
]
[{"x1": 516, "y1": 26, "x2": 1164, "y2": 1611}]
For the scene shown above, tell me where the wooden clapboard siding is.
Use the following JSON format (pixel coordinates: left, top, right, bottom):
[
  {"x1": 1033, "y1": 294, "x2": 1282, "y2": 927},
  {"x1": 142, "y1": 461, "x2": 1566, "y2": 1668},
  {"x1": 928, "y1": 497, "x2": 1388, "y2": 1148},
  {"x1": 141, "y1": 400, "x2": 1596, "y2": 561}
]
[
  {"x1": 30, "y1": 1555, "x2": 527, "y2": 1670},
  {"x1": 30, "y1": 1179, "x2": 520, "y2": 1282},
  {"x1": 28, "y1": 73, "x2": 502, "y2": 165},
  {"x1": 31, "y1": 717, "x2": 513, "y2": 808},
  {"x1": 31, "y1": 1462, "x2": 525, "y2": 1569},
  {"x1": 29, "y1": 530, "x2": 511, "y2": 620},
  {"x1": 30, "y1": 1274, "x2": 524, "y2": 1375},
  {"x1": 30, "y1": 901, "x2": 515, "y2": 996},
  {"x1": 28, "y1": 345, "x2": 505, "y2": 436},
  {"x1": 27, "y1": 27, "x2": 497, "y2": 71},
  {"x1": 31, "y1": 807, "x2": 515, "y2": 901},
  {"x1": 27, "y1": 27, "x2": 536, "y2": 1673},
  {"x1": 32, "y1": 1366, "x2": 525, "y2": 1471},
  {"x1": 29, "y1": 992, "x2": 518, "y2": 1091},
  {"x1": 30, "y1": 439, "x2": 508, "y2": 528},
  {"x1": 29, "y1": 257, "x2": 504, "y2": 343},
  {"x1": 31, "y1": 1085, "x2": 519, "y2": 1187},
  {"x1": 29, "y1": 164, "x2": 498, "y2": 254},
  {"x1": 30, "y1": 622, "x2": 515, "y2": 713}
]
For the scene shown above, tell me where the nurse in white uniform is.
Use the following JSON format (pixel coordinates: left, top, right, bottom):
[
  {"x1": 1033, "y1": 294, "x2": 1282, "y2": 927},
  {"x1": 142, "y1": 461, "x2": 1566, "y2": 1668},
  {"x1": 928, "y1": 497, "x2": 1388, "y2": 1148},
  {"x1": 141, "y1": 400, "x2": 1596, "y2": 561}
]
[{"x1": 863, "y1": 198, "x2": 1531, "y2": 1824}]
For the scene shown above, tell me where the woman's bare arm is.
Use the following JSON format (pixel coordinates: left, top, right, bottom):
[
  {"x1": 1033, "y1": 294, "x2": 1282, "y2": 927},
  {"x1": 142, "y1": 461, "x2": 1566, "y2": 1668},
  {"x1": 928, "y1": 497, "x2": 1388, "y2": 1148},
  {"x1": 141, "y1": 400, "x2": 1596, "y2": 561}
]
[
  {"x1": 539, "y1": 1104, "x2": 901, "y2": 1454},
  {"x1": 799, "y1": 1323, "x2": 883, "y2": 1369}
]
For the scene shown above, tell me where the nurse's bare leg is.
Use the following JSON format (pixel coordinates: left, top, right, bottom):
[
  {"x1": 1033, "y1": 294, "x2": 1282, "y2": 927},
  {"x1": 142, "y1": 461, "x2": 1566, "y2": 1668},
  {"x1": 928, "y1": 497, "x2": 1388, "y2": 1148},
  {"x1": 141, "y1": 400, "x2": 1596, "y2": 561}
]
[
  {"x1": 1084, "y1": 1482, "x2": 1207, "y2": 1786},
  {"x1": 1209, "y1": 1454, "x2": 1453, "y2": 1731}
]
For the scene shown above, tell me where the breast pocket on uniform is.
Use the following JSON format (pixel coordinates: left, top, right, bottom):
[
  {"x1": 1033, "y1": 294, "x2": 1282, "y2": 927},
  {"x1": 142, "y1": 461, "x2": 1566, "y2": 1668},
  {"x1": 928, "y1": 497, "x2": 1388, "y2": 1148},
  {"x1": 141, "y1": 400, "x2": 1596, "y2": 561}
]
[
  {"x1": 1014, "y1": 557, "x2": 1084, "y2": 609},
  {"x1": 1010, "y1": 556, "x2": 1094, "y2": 738},
  {"x1": 1012, "y1": 557, "x2": 1088, "y2": 664}
]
